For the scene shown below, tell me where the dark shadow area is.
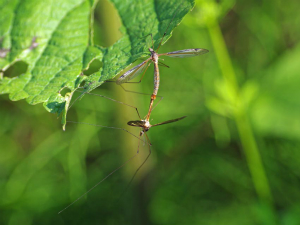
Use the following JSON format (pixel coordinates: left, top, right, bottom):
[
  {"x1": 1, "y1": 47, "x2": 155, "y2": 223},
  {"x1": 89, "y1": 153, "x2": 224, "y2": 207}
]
[
  {"x1": 59, "y1": 87, "x2": 72, "y2": 97},
  {"x1": 3, "y1": 61, "x2": 28, "y2": 78},
  {"x1": 83, "y1": 59, "x2": 102, "y2": 76}
]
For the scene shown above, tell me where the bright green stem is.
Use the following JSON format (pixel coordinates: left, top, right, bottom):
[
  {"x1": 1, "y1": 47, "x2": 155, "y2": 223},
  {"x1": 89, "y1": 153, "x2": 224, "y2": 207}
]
[
  {"x1": 207, "y1": 20, "x2": 238, "y2": 95},
  {"x1": 206, "y1": 18, "x2": 273, "y2": 204},
  {"x1": 235, "y1": 112, "x2": 272, "y2": 203}
]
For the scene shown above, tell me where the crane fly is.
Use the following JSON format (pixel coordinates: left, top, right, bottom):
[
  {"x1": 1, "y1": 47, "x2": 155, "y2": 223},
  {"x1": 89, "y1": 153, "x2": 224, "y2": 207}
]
[
  {"x1": 116, "y1": 37, "x2": 208, "y2": 123},
  {"x1": 112, "y1": 4, "x2": 207, "y2": 186},
  {"x1": 114, "y1": 3, "x2": 208, "y2": 122}
]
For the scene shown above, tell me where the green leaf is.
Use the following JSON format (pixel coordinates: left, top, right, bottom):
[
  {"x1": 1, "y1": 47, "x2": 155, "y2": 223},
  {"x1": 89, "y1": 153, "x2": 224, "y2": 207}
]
[
  {"x1": 0, "y1": 0, "x2": 195, "y2": 118},
  {"x1": 0, "y1": 0, "x2": 92, "y2": 115}
]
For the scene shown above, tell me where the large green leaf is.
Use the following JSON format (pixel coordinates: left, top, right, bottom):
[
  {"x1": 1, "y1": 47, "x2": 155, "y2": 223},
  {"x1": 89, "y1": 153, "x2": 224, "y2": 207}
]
[
  {"x1": 0, "y1": 0, "x2": 195, "y2": 118},
  {"x1": 0, "y1": 0, "x2": 93, "y2": 114}
]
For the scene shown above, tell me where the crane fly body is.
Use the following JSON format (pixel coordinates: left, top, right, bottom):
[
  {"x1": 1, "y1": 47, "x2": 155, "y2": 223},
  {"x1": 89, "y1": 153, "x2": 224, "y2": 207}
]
[
  {"x1": 116, "y1": 39, "x2": 208, "y2": 122},
  {"x1": 119, "y1": 7, "x2": 208, "y2": 182}
]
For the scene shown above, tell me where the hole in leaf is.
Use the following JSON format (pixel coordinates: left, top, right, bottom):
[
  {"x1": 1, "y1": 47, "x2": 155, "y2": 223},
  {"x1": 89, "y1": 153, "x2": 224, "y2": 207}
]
[
  {"x1": 59, "y1": 87, "x2": 72, "y2": 97},
  {"x1": 3, "y1": 61, "x2": 28, "y2": 78},
  {"x1": 83, "y1": 59, "x2": 102, "y2": 76},
  {"x1": 79, "y1": 80, "x2": 87, "y2": 88}
]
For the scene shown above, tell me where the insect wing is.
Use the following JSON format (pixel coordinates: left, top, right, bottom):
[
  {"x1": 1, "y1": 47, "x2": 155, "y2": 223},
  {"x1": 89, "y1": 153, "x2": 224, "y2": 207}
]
[
  {"x1": 127, "y1": 120, "x2": 146, "y2": 127},
  {"x1": 162, "y1": 48, "x2": 209, "y2": 58},
  {"x1": 116, "y1": 60, "x2": 149, "y2": 84},
  {"x1": 151, "y1": 116, "x2": 187, "y2": 127}
]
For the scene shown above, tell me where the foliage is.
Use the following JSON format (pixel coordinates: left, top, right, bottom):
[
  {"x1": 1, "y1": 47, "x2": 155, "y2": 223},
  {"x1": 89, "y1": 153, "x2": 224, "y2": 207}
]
[
  {"x1": 1, "y1": 0, "x2": 300, "y2": 224},
  {"x1": 0, "y1": 0, "x2": 195, "y2": 119}
]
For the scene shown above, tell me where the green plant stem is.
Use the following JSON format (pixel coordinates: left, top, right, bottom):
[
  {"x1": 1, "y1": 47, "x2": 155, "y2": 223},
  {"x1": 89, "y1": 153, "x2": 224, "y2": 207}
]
[
  {"x1": 207, "y1": 22, "x2": 238, "y2": 95},
  {"x1": 235, "y1": 111, "x2": 272, "y2": 202},
  {"x1": 206, "y1": 18, "x2": 273, "y2": 204}
]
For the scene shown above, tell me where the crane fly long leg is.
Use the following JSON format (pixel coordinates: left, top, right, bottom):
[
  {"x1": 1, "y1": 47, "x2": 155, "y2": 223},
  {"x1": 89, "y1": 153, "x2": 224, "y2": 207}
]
[
  {"x1": 118, "y1": 84, "x2": 162, "y2": 99},
  {"x1": 159, "y1": 48, "x2": 209, "y2": 58},
  {"x1": 75, "y1": 91, "x2": 142, "y2": 120},
  {"x1": 66, "y1": 121, "x2": 149, "y2": 145},
  {"x1": 58, "y1": 151, "x2": 140, "y2": 214},
  {"x1": 157, "y1": 61, "x2": 169, "y2": 68},
  {"x1": 118, "y1": 132, "x2": 152, "y2": 200}
]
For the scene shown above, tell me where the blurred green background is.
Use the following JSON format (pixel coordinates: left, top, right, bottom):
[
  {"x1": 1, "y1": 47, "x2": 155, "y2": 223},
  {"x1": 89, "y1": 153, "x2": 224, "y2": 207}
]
[{"x1": 1, "y1": 0, "x2": 300, "y2": 224}]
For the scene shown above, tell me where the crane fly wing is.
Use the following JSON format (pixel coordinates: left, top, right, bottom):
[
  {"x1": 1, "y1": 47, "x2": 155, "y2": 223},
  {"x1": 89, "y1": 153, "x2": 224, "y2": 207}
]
[
  {"x1": 116, "y1": 60, "x2": 150, "y2": 85},
  {"x1": 151, "y1": 116, "x2": 187, "y2": 127},
  {"x1": 160, "y1": 48, "x2": 209, "y2": 58},
  {"x1": 127, "y1": 120, "x2": 146, "y2": 127}
]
